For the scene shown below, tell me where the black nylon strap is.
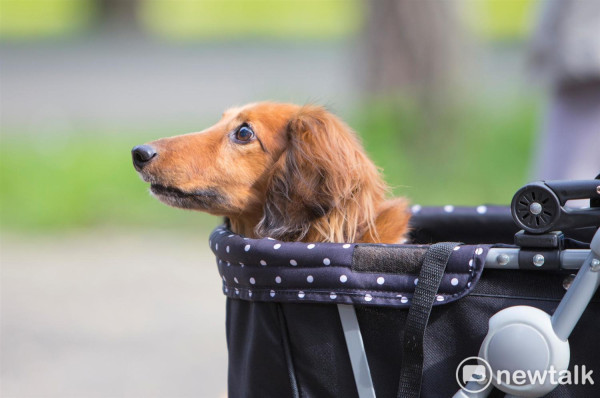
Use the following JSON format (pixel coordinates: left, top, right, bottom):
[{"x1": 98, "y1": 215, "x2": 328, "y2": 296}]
[{"x1": 397, "y1": 242, "x2": 459, "y2": 398}]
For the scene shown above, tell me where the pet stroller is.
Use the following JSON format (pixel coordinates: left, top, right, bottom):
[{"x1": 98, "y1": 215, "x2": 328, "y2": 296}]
[{"x1": 210, "y1": 177, "x2": 600, "y2": 398}]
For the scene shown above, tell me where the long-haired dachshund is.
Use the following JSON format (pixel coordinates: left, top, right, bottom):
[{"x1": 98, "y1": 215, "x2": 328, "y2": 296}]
[{"x1": 132, "y1": 102, "x2": 410, "y2": 244}]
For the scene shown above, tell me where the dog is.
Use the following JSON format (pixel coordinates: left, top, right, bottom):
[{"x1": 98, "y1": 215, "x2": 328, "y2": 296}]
[{"x1": 132, "y1": 102, "x2": 410, "y2": 244}]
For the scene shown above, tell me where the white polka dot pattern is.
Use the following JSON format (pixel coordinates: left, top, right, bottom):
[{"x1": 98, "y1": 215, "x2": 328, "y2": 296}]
[{"x1": 211, "y1": 224, "x2": 488, "y2": 307}]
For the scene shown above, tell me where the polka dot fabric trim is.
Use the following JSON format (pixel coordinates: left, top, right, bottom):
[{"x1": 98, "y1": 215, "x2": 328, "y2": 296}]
[{"x1": 210, "y1": 226, "x2": 489, "y2": 308}]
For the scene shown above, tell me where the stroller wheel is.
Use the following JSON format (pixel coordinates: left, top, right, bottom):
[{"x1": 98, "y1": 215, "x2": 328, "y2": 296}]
[{"x1": 511, "y1": 183, "x2": 561, "y2": 234}]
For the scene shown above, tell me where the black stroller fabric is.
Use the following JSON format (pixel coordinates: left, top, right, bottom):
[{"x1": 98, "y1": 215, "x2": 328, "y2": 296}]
[
  {"x1": 212, "y1": 228, "x2": 487, "y2": 308},
  {"x1": 212, "y1": 206, "x2": 600, "y2": 397}
]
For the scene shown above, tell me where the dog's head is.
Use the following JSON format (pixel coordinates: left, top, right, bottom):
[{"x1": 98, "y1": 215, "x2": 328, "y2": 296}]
[{"x1": 133, "y1": 102, "x2": 387, "y2": 241}]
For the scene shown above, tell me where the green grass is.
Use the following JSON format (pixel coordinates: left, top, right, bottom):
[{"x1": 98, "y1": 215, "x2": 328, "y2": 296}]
[
  {"x1": 141, "y1": 0, "x2": 362, "y2": 41},
  {"x1": 0, "y1": 132, "x2": 218, "y2": 232},
  {"x1": 1, "y1": 0, "x2": 535, "y2": 42},
  {"x1": 1, "y1": 0, "x2": 361, "y2": 41},
  {"x1": 0, "y1": 97, "x2": 540, "y2": 232},
  {"x1": 0, "y1": 0, "x2": 95, "y2": 39},
  {"x1": 464, "y1": 0, "x2": 537, "y2": 42},
  {"x1": 353, "y1": 96, "x2": 539, "y2": 206}
]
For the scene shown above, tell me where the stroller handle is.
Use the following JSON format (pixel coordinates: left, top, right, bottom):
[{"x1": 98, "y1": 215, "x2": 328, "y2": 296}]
[{"x1": 511, "y1": 179, "x2": 600, "y2": 234}]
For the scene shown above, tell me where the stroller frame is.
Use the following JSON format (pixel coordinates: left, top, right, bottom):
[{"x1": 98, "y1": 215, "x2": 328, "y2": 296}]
[{"x1": 211, "y1": 178, "x2": 600, "y2": 398}]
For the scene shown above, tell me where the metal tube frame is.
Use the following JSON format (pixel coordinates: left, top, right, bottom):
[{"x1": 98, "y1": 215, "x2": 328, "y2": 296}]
[
  {"x1": 454, "y1": 228, "x2": 600, "y2": 397},
  {"x1": 338, "y1": 233, "x2": 598, "y2": 398},
  {"x1": 485, "y1": 248, "x2": 590, "y2": 270}
]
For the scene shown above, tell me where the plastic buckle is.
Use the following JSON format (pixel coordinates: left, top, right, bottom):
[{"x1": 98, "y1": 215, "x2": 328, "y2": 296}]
[{"x1": 515, "y1": 231, "x2": 563, "y2": 270}]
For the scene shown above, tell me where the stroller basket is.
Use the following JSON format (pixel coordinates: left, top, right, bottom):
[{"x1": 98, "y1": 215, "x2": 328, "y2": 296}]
[{"x1": 211, "y1": 179, "x2": 600, "y2": 398}]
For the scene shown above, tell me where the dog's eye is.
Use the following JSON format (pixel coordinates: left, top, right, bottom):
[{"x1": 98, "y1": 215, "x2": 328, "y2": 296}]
[{"x1": 235, "y1": 125, "x2": 255, "y2": 143}]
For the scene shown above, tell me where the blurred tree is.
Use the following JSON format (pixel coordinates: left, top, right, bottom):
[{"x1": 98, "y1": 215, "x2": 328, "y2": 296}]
[
  {"x1": 95, "y1": 0, "x2": 140, "y2": 31},
  {"x1": 363, "y1": 0, "x2": 461, "y2": 104}
]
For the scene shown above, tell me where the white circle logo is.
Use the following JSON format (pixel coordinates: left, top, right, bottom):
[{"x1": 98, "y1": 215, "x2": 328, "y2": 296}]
[{"x1": 455, "y1": 356, "x2": 493, "y2": 393}]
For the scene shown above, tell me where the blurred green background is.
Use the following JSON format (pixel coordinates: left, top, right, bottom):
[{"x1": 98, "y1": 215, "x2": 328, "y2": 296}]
[
  {"x1": 0, "y1": 99, "x2": 539, "y2": 231},
  {"x1": 1, "y1": 1, "x2": 550, "y2": 397},
  {"x1": 1, "y1": 0, "x2": 540, "y2": 233}
]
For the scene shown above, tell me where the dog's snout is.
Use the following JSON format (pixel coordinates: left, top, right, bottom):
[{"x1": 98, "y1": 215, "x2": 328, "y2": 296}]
[{"x1": 132, "y1": 145, "x2": 157, "y2": 170}]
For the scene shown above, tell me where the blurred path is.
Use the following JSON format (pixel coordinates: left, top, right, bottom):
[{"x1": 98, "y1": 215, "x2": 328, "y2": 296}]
[
  {"x1": 0, "y1": 36, "x2": 528, "y2": 136},
  {"x1": 1, "y1": 229, "x2": 228, "y2": 398},
  {"x1": 0, "y1": 37, "x2": 357, "y2": 133}
]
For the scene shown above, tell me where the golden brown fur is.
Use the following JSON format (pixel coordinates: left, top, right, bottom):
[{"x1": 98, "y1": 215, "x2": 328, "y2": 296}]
[{"x1": 133, "y1": 102, "x2": 410, "y2": 243}]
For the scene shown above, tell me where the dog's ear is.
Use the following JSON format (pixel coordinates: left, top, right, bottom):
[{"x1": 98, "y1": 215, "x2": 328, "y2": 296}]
[{"x1": 257, "y1": 106, "x2": 384, "y2": 241}]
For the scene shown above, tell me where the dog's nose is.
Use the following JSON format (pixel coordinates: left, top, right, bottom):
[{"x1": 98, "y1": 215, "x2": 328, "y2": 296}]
[{"x1": 132, "y1": 145, "x2": 157, "y2": 169}]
